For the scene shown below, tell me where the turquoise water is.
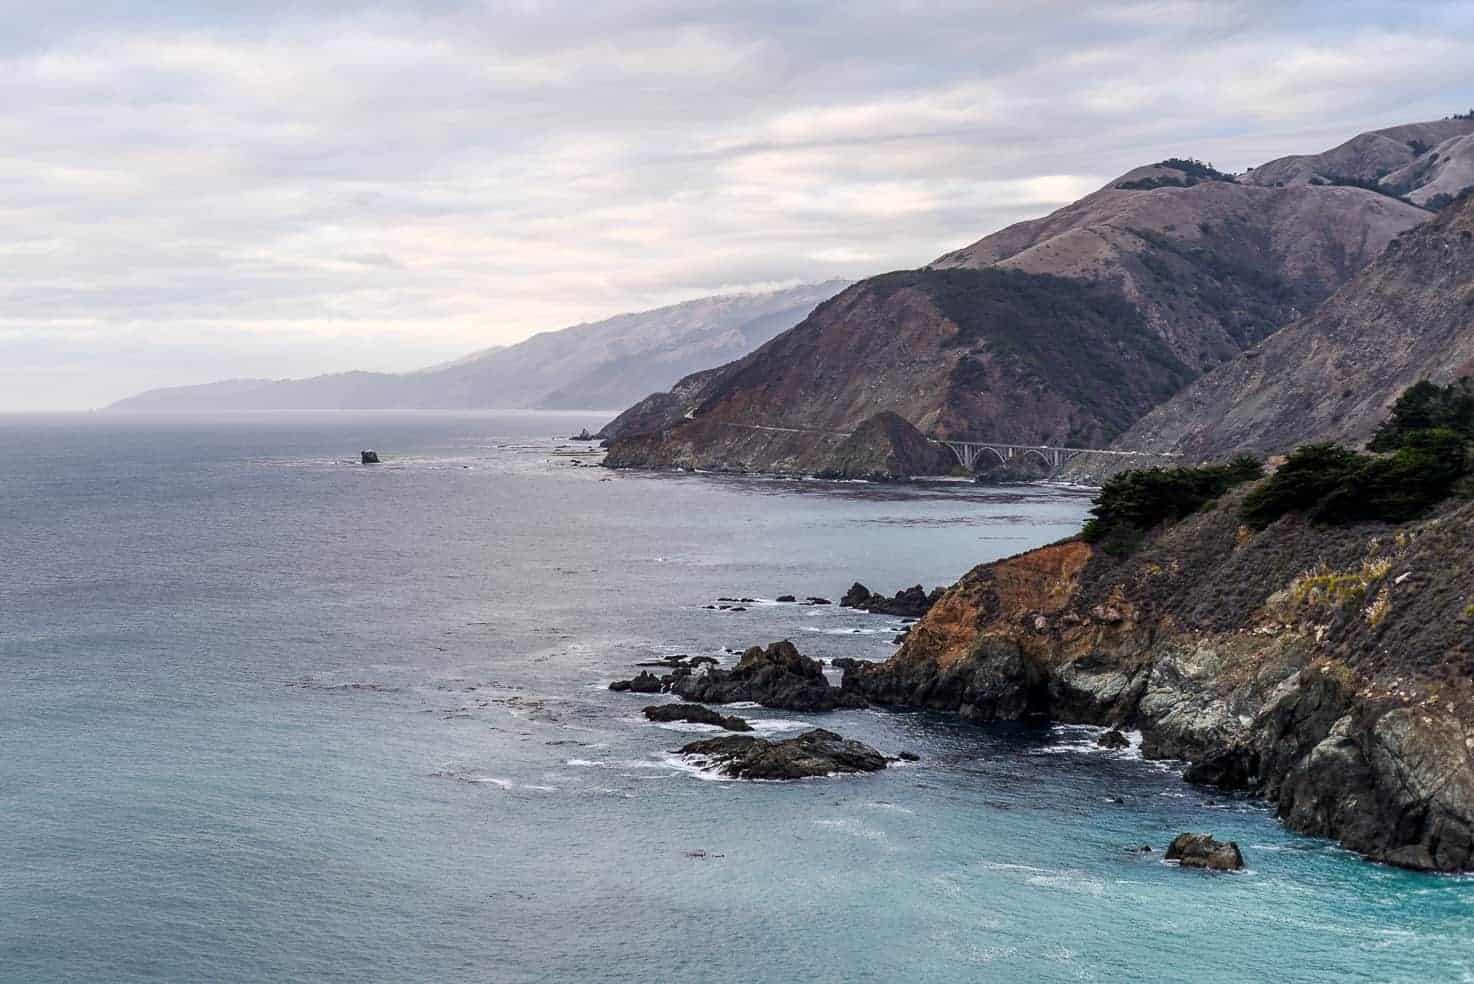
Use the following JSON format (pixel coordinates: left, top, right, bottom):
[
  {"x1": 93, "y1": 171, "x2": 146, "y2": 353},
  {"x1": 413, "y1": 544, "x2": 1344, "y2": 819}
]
[{"x1": 2, "y1": 411, "x2": 1471, "y2": 983}]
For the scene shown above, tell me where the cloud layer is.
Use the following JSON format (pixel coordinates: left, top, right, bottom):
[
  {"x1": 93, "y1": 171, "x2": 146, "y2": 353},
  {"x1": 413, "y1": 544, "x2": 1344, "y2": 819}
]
[{"x1": 4, "y1": 1, "x2": 1473, "y2": 409}]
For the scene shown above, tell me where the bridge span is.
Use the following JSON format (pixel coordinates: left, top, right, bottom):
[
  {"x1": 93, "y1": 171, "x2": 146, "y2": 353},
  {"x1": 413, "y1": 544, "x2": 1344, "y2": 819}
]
[
  {"x1": 931, "y1": 439, "x2": 1179, "y2": 474},
  {"x1": 694, "y1": 418, "x2": 1179, "y2": 476}
]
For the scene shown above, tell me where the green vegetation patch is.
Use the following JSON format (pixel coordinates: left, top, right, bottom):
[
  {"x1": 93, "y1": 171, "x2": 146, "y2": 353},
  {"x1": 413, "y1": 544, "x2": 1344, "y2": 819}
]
[
  {"x1": 1242, "y1": 380, "x2": 1474, "y2": 529},
  {"x1": 1369, "y1": 379, "x2": 1474, "y2": 451},
  {"x1": 1287, "y1": 558, "x2": 1392, "y2": 609},
  {"x1": 1116, "y1": 158, "x2": 1235, "y2": 191},
  {"x1": 1081, "y1": 456, "x2": 1262, "y2": 554},
  {"x1": 1129, "y1": 225, "x2": 1296, "y2": 350}
]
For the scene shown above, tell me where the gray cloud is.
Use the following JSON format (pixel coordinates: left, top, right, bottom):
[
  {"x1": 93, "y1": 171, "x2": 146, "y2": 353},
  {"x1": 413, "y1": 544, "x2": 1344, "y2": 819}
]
[{"x1": 2, "y1": 0, "x2": 1472, "y2": 409}]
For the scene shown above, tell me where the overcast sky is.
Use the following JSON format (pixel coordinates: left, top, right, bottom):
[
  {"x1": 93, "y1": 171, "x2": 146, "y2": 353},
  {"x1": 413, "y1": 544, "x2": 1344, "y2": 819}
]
[{"x1": 4, "y1": 1, "x2": 1473, "y2": 410}]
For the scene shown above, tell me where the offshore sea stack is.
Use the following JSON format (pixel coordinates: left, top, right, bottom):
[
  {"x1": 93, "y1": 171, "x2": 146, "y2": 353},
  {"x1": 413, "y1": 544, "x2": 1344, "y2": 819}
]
[
  {"x1": 1165, "y1": 833, "x2": 1245, "y2": 872},
  {"x1": 678, "y1": 729, "x2": 889, "y2": 780},
  {"x1": 671, "y1": 640, "x2": 866, "y2": 712},
  {"x1": 840, "y1": 485, "x2": 1474, "y2": 872}
]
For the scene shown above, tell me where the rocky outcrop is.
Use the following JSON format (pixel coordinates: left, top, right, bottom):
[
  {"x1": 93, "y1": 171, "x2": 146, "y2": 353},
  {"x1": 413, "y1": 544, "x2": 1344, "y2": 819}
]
[
  {"x1": 841, "y1": 582, "x2": 945, "y2": 618},
  {"x1": 643, "y1": 704, "x2": 752, "y2": 732},
  {"x1": 672, "y1": 640, "x2": 866, "y2": 712},
  {"x1": 609, "y1": 671, "x2": 663, "y2": 694},
  {"x1": 678, "y1": 728, "x2": 888, "y2": 780},
  {"x1": 1165, "y1": 833, "x2": 1245, "y2": 871},
  {"x1": 841, "y1": 486, "x2": 1474, "y2": 872},
  {"x1": 815, "y1": 412, "x2": 958, "y2": 480}
]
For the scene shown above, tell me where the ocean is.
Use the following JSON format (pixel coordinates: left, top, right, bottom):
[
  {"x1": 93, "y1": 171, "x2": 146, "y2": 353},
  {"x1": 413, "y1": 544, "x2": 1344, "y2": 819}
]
[{"x1": 2, "y1": 411, "x2": 1471, "y2": 983}]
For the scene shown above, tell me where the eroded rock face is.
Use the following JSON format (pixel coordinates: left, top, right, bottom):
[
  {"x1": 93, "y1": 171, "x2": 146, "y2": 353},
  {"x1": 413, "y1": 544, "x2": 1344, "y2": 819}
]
[
  {"x1": 839, "y1": 490, "x2": 1474, "y2": 872},
  {"x1": 673, "y1": 640, "x2": 866, "y2": 712},
  {"x1": 678, "y1": 728, "x2": 888, "y2": 780},
  {"x1": 1165, "y1": 833, "x2": 1244, "y2": 871}
]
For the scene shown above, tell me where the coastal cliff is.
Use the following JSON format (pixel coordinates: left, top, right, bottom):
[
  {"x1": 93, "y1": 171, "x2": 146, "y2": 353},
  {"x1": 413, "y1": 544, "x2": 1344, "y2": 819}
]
[
  {"x1": 843, "y1": 485, "x2": 1474, "y2": 871},
  {"x1": 602, "y1": 408, "x2": 958, "y2": 478}
]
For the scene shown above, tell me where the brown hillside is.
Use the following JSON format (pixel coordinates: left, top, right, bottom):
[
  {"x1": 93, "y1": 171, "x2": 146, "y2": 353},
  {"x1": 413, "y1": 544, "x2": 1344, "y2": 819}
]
[{"x1": 1118, "y1": 192, "x2": 1474, "y2": 461}]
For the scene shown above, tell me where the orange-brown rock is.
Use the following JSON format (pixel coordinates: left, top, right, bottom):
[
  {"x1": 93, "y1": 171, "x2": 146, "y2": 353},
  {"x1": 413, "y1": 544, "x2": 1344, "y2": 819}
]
[{"x1": 842, "y1": 485, "x2": 1474, "y2": 872}]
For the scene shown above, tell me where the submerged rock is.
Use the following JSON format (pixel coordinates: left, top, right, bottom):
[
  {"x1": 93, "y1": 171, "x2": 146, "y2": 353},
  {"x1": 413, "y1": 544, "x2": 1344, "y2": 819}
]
[
  {"x1": 643, "y1": 703, "x2": 752, "y2": 732},
  {"x1": 1096, "y1": 730, "x2": 1131, "y2": 750},
  {"x1": 1165, "y1": 833, "x2": 1244, "y2": 871},
  {"x1": 678, "y1": 728, "x2": 888, "y2": 780},
  {"x1": 636, "y1": 655, "x2": 693, "y2": 669},
  {"x1": 776, "y1": 595, "x2": 797, "y2": 603},
  {"x1": 671, "y1": 640, "x2": 866, "y2": 712}
]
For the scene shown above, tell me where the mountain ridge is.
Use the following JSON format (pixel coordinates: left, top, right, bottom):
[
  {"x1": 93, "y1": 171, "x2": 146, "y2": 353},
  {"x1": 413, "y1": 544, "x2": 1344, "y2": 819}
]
[
  {"x1": 107, "y1": 282, "x2": 849, "y2": 413},
  {"x1": 605, "y1": 120, "x2": 1467, "y2": 477}
]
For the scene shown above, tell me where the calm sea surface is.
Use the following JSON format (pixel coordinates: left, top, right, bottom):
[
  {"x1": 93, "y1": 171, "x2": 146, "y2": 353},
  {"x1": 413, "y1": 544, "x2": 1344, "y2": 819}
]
[{"x1": 2, "y1": 411, "x2": 1471, "y2": 983}]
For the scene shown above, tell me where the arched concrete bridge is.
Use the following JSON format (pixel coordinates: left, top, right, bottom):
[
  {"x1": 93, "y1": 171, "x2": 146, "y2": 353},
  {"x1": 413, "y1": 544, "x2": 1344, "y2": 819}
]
[
  {"x1": 694, "y1": 418, "x2": 1179, "y2": 476},
  {"x1": 931, "y1": 440, "x2": 1177, "y2": 475}
]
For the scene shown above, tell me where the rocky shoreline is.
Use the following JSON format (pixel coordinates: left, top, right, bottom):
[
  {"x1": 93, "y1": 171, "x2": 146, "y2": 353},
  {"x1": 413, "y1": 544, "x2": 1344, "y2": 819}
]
[
  {"x1": 601, "y1": 512, "x2": 1474, "y2": 871},
  {"x1": 606, "y1": 625, "x2": 1263, "y2": 867},
  {"x1": 839, "y1": 488, "x2": 1474, "y2": 872}
]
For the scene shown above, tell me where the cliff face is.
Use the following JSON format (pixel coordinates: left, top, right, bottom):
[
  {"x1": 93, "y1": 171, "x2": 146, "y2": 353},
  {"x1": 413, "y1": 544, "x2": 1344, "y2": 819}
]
[
  {"x1": 1118, "y1": 191, "x2": 1474, "y2": 462},
  {"x1": 602, "y1": 408, "x2": 958, "y2": 478},
  {"x1": 606, "y1": 125, "x2": 1444, "y2": 477},
  {"x1": 843, "y1": 487, "x2": 1474, "y2": 871}
]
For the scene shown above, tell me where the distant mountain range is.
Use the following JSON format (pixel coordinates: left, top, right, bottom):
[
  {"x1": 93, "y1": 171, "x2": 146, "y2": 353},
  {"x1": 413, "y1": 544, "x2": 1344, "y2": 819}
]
[
  {"x1": 107, "y1": 282, "x2": 849, "y2": 412},
  {"x1": 604, "y1": 117, "x2": 1474, "y2": 478}
]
